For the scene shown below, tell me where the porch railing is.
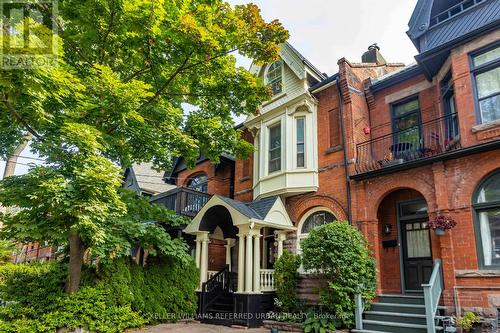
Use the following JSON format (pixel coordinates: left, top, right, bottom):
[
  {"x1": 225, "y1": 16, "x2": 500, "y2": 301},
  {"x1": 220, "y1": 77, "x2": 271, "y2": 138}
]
[
  {"x1": 260, "y1": 269, "x2": 275, "y2": 292},
  {"x1": 354, "y1": 286, "x2": 365, "y2": 330},
  {"x1": 150, "y1": 187, "x2": 211, "y2": 217},
  {"x1": 422, "y1": 259, "x2": 443, "y2": 333},
  {"x1": 200, "y1": 265, "x2": 234, "y2": 314},
  {"x1": 355, "y1": 113, "x2": 460, "y2": 174}
]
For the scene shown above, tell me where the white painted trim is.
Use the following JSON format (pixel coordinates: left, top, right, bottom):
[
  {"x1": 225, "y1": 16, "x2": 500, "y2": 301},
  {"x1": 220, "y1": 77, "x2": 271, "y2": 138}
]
[{"x1": 310, "y1": 80, "x2": 337, "y2": 94}]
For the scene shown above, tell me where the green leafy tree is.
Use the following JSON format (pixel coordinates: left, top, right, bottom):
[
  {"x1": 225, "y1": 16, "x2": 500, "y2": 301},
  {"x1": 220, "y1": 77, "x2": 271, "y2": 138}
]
[
  {"x1": 274, "y1": 250, "x2": 301, "y2": 314},
  {"x1": 301, "y1": 222, "x2": 376, "y2": 327},
  {"x1": 0, "y1": 0, "x2": 288, "y2": 292}
]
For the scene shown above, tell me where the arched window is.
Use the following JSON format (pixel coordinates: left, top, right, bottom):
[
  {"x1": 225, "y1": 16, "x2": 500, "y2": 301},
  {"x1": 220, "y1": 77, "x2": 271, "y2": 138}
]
[
  {"x1": 297, "y1": 208, "x2": 336, "y2": 252},
  {"x1": 473, "y1": 171, "x2": 500, "y2": 268},
  {"x1": 266, "y1": 61, "x2": 283, "y2": 95},
  {"x1": 187, "y1": 173, "x2": 208, "y2": 193}
]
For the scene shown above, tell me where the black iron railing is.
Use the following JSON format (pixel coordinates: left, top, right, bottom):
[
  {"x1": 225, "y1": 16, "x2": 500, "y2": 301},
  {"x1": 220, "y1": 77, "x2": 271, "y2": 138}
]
[
  {"x1": 200, "y1": 265, "x2": 235, "y2": 314},
  {"x1": 355, "y1": 113, "x2": 460, "y2": 174},
  {"x1": 150, "y1": 187, "x2": 211, "y2": 217}
]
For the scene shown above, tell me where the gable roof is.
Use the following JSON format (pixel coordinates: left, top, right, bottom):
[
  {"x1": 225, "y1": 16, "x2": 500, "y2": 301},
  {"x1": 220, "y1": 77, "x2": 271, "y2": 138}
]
[
  {"x1": 126, "y1": 163, "x2": 176, "y2": 195},
  {"x1": 218, "y1": 196, "x2": 278, "y2": 220},
  {"x1": 250, "y1": 43, "x2": 327, "y2": 82}
]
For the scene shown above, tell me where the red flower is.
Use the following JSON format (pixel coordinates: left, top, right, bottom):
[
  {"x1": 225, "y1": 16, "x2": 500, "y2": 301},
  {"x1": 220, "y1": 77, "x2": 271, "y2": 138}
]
[{"x1": 428, "y1": 215, "x2": 457, "y2": 230}]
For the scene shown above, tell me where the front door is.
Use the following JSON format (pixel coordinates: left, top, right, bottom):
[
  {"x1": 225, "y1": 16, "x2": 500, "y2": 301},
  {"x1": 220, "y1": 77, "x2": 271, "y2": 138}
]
[{"x1": 398, "y1": 200, "x2": 433, "y2": 292}]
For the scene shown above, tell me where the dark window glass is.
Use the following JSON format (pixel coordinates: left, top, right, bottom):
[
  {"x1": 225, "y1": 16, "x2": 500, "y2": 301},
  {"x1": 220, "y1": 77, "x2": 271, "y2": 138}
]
[
  {"x1": 441, "y1": 73, "x2": 459, "y2": 140},
  {"x1": 187, "y1": 173, "x2": 208, "y2": 193},
  {"x1": 296, "y1": 118, "x2": 305, "y2": 168},
  {"x1": 392, "y1": 98, "x2": 421, "y2": 150},
  {"x1": 269, "y1": 123, "x2": 281, "y2": 173},
  {"x1": 471, "y1": 45, "x2": 500, "y2": 124},
  {"x1": 267, "y1": 61, "x2": 283, "y2": 95},
  {"x1": 301, "y1": 211, "x2": 336, "y2": 234},
  {"x1": 474, "y1": 172, "x2": 500, "y2": 268}
]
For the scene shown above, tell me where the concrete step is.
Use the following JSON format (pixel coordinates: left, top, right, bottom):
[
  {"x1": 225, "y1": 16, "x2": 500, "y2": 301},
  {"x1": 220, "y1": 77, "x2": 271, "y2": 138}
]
[
  {"x1": 370, "y1": 302, "x2": 427, "y2": 314},
  {"x1": 378, "y1": 293, "x2": 425, "y2": 305},
  {"x1": 364, "y1": 311, "x2": 427, "y2": 325},
  {"x1": 362, "y1": 319, "x2": 443, "y2": 333}
]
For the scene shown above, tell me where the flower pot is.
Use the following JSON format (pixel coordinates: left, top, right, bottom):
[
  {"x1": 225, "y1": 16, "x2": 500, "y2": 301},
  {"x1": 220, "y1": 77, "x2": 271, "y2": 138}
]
[{"x1": 435, "y1": 228, "x2": 446, "y2": 236}]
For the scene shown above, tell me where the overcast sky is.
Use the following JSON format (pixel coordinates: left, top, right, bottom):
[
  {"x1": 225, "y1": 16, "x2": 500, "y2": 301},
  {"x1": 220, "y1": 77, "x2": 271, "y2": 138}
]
[
  {"x1": 0, "y1": 0, "x2": 419, "y2": 178},
  {"x1": 229, "y1": 0, "x2": 419, "y2": 73}
]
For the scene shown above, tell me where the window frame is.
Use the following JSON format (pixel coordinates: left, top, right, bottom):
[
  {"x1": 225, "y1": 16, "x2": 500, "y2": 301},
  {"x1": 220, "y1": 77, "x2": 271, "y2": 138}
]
[
  {"x1": 265, "y1": 61, "x2": 284, "y2": 96},
  {"x1": 296, "y1": 207, "x2": 336, "y2": 254},
  {"x1": 390, "y1": 95, "x2": 422, "y2": 146},
  {"x1": 469, "y1": 41, "x2": 500, "y2": 125},
  {"x1": 268, "y1": 122, "x2": 282, "y2": 174},
  {"x1": 296, "y1": 117, "x2": 306, "y2": 168},
  {"x1": 440, "y1": 72, "x2": 460, "y2": 140},
  {"x1": 186, "y1": 172, "x2": 209, "y2": 193},
  {"x1": 472, "y1": 170, "x2": 500, "y2": 269}
]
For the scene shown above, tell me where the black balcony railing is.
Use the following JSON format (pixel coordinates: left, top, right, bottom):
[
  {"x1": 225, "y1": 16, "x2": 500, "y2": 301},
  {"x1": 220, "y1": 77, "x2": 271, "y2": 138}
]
[
  {"x1": 150, "y1": 187, "x2": 212, "y2": 217},
  {"x1": 355, "y1": 113, "x2": 461, "y2": 174}
]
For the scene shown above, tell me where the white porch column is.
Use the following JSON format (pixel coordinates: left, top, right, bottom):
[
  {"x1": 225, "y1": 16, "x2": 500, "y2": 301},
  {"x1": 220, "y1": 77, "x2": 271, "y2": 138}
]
[
  {"x1": 245, "y1": 233, "x2": 253, "y2": 293},
  {"x1": 198, "y1": 232, "x2": 210, "y2": 288},
  {"x1": 237, "y1": 233, "x2": 245, "y2": 293},
  {"x1": 253, "y1": 229, "x2": 261, "y2": 293},
  {"x1": 195, "y1": 239, "x2": 201, "y2": 269},
  {"x1": 224, "y1": 238, "x2": 235, "y2": 270},
  {"x1": 276, "y1": 231, "x2": 287, "y2": 258}
]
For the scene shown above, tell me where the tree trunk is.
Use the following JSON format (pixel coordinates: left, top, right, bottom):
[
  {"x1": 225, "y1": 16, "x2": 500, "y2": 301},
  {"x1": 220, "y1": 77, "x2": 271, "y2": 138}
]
[
  {"x1": 66, "y1": 231, "x2": 84, "y2": 293},
  {"x1": 2, "y1": 135, "x2": 31, "y2": 179}
]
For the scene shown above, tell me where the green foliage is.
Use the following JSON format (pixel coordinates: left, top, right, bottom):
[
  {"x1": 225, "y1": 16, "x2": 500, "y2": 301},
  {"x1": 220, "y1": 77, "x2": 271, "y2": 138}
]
[
  {"x1": 0, "y1": 239, "x2": 16, "y2": 264},
  {"x1": 301, "y1": 222, "x2": 376, "y2": 327},
  {"x1": 0, "y1": 258, "x2": 198, "y2": 332},
  {"x1": 0, "y1": 0, "x2": 287, "y2": 290},
  {"x1": 274, "y1": 250, "x2": 301, "y2": 313},
  {"x1": 457, "y1": 312, "x2": 481, "y2": 329},
  {"x1": 303, "y1": 311, "x2": 339, "y2": 333}
]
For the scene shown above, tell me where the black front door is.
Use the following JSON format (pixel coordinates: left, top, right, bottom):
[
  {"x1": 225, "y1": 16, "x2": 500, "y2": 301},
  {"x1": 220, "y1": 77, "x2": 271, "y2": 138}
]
[{"x1": 398, "y1": 201, "x2": 433, "y2": 292}]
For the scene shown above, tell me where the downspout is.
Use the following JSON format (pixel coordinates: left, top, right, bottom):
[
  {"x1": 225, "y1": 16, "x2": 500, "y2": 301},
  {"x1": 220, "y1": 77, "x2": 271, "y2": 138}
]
[{"x1": 336, "y1": 76, "x2": 353, "y2": 224}]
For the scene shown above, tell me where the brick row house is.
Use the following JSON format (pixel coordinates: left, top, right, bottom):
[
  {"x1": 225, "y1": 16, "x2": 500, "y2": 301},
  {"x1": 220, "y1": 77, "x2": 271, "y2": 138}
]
[{"x1": 143, "y1": 0, "x2": 500, "y2": 331}]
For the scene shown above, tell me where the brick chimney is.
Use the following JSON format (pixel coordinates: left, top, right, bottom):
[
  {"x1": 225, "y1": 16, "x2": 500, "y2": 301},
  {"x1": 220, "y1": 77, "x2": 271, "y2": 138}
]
[{"x1": 362, "y1": 43, "x2": 387, "y2": 65}]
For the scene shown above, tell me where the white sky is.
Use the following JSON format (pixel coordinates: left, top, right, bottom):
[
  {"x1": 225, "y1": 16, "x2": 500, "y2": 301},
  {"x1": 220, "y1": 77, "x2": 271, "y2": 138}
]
[
  {"x1": 229, "y1": 0, "x2": 419, "y2": 73},
  {"x1": 1, "y1": 0, "x2": 419, "y2": 179}
]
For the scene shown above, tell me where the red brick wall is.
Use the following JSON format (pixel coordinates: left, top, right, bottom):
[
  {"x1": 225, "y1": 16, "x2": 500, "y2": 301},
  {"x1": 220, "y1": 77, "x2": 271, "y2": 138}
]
[
  {"x1": 176, "y1": 160, "x2": 233, "y2": 197},
  {"x1": 234, "y1": 129, "x2": 254, "y2": 203}
]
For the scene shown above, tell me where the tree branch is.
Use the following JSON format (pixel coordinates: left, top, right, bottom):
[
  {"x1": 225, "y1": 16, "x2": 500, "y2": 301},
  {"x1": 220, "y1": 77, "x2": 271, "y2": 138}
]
[
  {"x1": 99, "y1": 0, "x2": 117, "y2": 63},
  {"x1": 2, "y1": 97, "x2": 42, "y2": 140}
]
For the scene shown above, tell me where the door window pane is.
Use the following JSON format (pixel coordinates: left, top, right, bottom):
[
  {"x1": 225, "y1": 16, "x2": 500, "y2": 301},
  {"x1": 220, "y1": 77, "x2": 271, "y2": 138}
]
[
  {"x1": 406, "y1": 225, "x2": 431, "y2": 258},
  {"x1": 400, "y1": 201, "x2": 428, "y2": 217},
  {"x1": 269, "y1": 123, "x2": 281, "y2": 173}
]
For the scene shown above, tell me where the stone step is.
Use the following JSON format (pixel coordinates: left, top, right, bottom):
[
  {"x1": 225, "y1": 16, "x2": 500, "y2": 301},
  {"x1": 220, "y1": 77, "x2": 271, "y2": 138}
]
[
  {"x1": 377, "y1": 293, "x2": 425, "y2": 305},
  {"x1": 364, "y1": 311, "x2": 427, "y2": 325},
  {"x1": 362, "y1": 319, "x2": 443, "y2": 333}
]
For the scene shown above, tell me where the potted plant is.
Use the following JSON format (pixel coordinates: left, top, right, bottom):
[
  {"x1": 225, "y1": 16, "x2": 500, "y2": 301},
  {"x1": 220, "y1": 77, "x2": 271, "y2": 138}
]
[
  {"x1": 428, "y1": 214, "x2": 457, "y2": 236},
  {"x1": 456, "y1": 312, "x2": 481, "y2": 333}
]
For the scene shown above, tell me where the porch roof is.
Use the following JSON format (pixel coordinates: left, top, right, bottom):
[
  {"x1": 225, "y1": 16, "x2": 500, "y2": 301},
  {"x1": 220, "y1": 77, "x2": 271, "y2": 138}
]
[{"x1": 183, "y1": 195, "x2": 295, "y2": 235}]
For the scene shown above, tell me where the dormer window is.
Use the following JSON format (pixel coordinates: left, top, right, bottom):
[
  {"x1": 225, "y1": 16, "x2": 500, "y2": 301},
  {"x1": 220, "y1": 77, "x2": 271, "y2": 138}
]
[{"x1": 266, "y1": 61, "x2": 283, "y2": 95}]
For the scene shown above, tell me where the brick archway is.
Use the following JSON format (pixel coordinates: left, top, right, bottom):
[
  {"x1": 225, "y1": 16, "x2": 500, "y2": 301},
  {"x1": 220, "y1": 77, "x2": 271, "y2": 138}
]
[{"x1": 288, "y1": 194, "x2": 347, "y2": 226}]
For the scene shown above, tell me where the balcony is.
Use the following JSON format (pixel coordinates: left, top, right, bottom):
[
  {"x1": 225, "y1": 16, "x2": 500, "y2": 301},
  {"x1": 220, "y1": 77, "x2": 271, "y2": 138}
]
[
  {"x1": 355, "y1": 113, "x2": 461, "y2": 175},
  {"x1": 150, "y1": 187, "x2": 212, "y2": 217}
]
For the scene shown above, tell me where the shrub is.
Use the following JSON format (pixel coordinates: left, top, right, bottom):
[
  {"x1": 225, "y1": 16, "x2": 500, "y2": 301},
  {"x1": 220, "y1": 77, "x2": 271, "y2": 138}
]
[
  {"x1": 0, "y1": 256, "x2": 198, "y2": 332},
  {"x1": 300, "y1": 222, "x2": 376, "y2": 327},
  {"x1": 274, "y1": 250, "x2": 301, "y2": 314},
  {"x1": 457, "y1": 312, "x2": 481, "y2": 330}
]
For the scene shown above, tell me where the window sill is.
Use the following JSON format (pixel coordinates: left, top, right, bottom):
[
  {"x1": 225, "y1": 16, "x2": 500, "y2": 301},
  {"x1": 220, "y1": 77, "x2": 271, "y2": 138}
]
[
  {"x1": 472, "y1": 119, "x2": 500, "y2": 140},
  {"x1": 455, "y1": 269, "x2": 500, "y2": 278},
  {"x1": 326, "y1": 145, "x2": 343, "y2": 154}
]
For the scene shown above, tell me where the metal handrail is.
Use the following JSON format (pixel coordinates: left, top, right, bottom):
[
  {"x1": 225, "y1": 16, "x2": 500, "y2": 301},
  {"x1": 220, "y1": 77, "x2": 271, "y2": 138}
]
[
  {"x1": 422, "y1": 259, "x2": 443, "y2": 333},
  {"x1": 200, "y1": 265, "x2": 234, "y2": 314}
]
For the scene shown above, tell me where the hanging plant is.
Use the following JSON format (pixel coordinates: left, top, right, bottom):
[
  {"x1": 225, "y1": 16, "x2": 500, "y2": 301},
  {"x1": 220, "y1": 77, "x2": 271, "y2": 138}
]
[{"x1": 428, "y1": 215, "x2": 457, "y2": 235}]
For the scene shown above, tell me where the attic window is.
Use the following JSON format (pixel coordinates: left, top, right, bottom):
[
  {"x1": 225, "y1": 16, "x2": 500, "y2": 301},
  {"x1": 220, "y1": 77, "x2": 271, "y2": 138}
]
[{"x1": 266, "y1": 61, "x2": 283, "y2": 95}]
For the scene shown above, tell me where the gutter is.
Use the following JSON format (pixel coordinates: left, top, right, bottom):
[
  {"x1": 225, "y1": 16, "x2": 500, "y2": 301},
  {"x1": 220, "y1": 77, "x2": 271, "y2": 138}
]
[{"x1": 336, "y1": 76, "x2": 353, "y2": 224}]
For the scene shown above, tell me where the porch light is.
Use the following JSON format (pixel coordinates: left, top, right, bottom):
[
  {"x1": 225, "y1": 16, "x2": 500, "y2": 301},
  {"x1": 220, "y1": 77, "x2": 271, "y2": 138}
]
[{"x1": 383, "y1": 224, "x2": 392, "y2": 235}]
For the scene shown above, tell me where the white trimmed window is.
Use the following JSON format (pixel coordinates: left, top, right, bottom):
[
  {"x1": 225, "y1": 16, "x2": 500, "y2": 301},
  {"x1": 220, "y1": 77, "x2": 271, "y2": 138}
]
[
  {"x1": 296, "y1": 117, "x2": 305, "y2": 168},
  {"x1": 268, "y1": 123, "x2": 281, "y2": 173},
  {"x1": 266, "y1": 61, "x2": 283, "y2": 95},
  {"x1": 297, "y1": 208, "x2": 336, "y2": 253}
]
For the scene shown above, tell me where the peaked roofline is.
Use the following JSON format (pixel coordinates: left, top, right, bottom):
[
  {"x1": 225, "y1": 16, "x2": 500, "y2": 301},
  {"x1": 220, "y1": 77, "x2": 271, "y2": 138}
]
[{"x1": 284, "y1": 42, "x2": 328, "y2": 80}]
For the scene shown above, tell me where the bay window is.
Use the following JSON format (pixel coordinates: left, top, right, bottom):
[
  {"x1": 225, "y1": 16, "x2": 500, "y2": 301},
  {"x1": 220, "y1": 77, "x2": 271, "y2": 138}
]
[{"x1": 268, "y1": 123, "x2": 281, "y2": 173}]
